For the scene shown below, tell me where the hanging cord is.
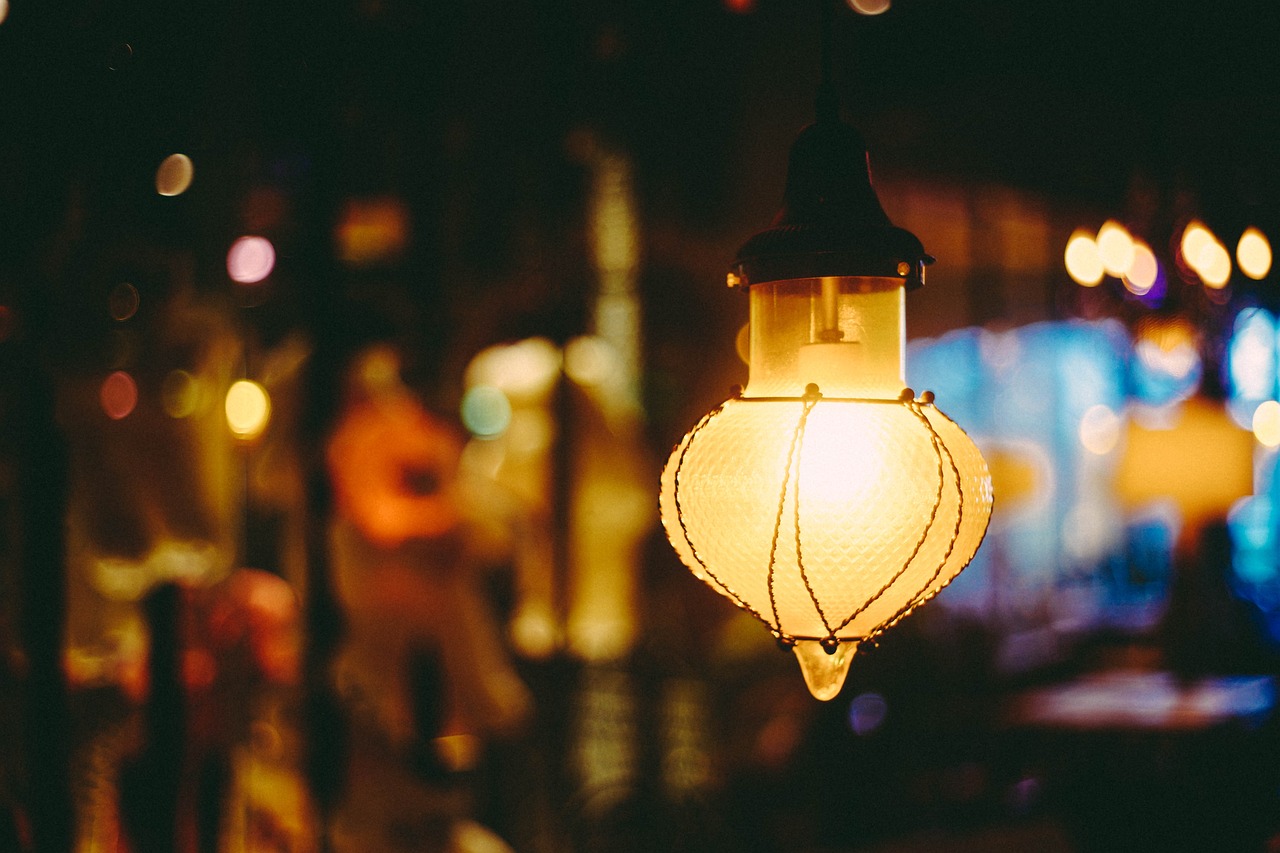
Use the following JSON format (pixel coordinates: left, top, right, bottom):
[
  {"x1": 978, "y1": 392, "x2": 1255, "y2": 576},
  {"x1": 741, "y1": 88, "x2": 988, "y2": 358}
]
[{"x1": 816, "y1": 0, "x2": 839, "y2": 124}]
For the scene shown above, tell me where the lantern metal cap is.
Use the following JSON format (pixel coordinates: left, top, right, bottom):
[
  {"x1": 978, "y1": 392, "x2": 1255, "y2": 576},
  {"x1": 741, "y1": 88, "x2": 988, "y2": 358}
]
[{"x1": 731, "y1": 115, "x2": 933, "y2": 290}]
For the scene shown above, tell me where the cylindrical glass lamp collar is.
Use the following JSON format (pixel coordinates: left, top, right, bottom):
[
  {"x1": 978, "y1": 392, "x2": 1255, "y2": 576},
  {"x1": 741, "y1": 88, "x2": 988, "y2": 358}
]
[{"x1": 745, "y1": 276, "x2": 905, "y2": 400}]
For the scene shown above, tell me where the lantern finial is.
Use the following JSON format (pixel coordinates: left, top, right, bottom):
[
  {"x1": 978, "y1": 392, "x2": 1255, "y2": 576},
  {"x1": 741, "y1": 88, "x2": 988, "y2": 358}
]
[{"x1": 794, "y1": 640, "x2": 857, "y2": 701}]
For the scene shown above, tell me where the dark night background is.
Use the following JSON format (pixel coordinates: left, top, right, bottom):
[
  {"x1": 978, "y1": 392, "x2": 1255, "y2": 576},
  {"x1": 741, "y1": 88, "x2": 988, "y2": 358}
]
[{"x1": 3, "y1": 1, "x2": 1280, "y2": 852}]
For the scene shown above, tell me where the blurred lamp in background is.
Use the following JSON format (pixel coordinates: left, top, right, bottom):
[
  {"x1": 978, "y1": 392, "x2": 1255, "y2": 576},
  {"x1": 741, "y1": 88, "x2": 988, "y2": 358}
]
[{"x1": 659, "y1": 68, "x2": 993, "y2": 701}]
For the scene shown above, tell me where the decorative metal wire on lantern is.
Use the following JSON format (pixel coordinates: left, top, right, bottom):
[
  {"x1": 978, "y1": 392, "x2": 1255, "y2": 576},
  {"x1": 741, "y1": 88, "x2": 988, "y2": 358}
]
[{"x1": 658, "y1": 28, "x2": 993, "y2": 700}]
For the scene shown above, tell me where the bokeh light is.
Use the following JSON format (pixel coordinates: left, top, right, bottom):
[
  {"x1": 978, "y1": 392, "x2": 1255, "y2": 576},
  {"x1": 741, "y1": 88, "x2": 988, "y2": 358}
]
[
  {"x1": 0, "y1": 1, "x2": 9, "y2": 26},
  {"x1": 1123, "y1": 241, "x2": 1158, "y2": 295},
  {"x1": 461, "y1": 385, "x2": 513, "y2": 437},
  {"x1": 564, "y1": 335, "x2": 619, "y2": 386},
  {"x1": 1132, "y1": 316, "x2": 1200, "y2": 409},
  {"x1": 100, "y1": 371, "x2": 138, "y2": 420},
  {"x1": 226, "y1": 235, "x2": 276, "y2": 284},
  {"x1": 336, "y1": 196, "x2": 410, "y2": 265},
  {"x1": 1079, "y1": 404, "x2": 1122, "y2": 455},
  {"x1": 1230, "y1": 495, "x2": 1279, "y2": 587},
  {"x1": 849, "y1": 0, "x2": 891, "y2": 14},
  {"x1": 155, "y1": 153, "x2": 194, "y2": 197},
  {"x1": 225, "y1": 379, "x2": 271, "y2": 438},
  {"x1": 107, "y1": 42, "x2": 133, "y2": 71},
  {"x1": 162, "y1": 369, "x2": 201, "y2": 419},
  {"x1": 1064, "y1": 230, "x2": 1105, "y2": 286},
  {"x1": 1253, "y1": 401, "x2": 1280, "y2": 448},
  {"x1": 1198, "y1": 238, "x2": 1232, "y2": 288},
  {"x1": 1180, "y1": 221, "x2": 1212, "y2": 263},
  {"x1": 1226, "y1": 308, "x2": 1277, "y2": 428},
  {"x1": 1237, "y1": 227, "x2": 1272, "y2": 280},
  {"x1": 465, "y1": 336, "x2": 562, "y2": 400},
  {"x1": 1095, "y1": 220, "x2": 1135, "y2": 277},
  {"x1": 108, "y1": 282, "x2": 139, "y2": 321},
  {"x1": 847, "y1": 692, "x2": 888, "y2": 735}
]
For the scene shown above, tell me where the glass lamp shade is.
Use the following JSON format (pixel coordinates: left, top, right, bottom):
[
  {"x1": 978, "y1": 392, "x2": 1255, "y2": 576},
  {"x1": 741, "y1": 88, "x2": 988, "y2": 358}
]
[{"x1": 659, "y1": 276, "x2": 992, "y2": 699}]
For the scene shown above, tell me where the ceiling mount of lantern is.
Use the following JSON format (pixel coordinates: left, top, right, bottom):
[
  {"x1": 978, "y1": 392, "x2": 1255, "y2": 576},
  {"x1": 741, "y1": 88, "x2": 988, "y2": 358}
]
[{"x1": 658, "y1": 13, "x2": 993, "y2": 702}]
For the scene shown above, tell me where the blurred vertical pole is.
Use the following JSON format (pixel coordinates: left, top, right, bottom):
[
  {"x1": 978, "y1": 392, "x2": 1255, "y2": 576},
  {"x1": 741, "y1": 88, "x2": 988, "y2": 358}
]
[
  {"x1": 1, "y1": 0, "x2": 78, "y2": 846},
  {"x1": 117, "y1": 584, "x2": 187, "y2": 853},
  {"x1": 294, "y1": 2, "x2": 348, "y2": 839},
  {"x1": 11, "y1": 332, "x2": 74, "y2": 853}
]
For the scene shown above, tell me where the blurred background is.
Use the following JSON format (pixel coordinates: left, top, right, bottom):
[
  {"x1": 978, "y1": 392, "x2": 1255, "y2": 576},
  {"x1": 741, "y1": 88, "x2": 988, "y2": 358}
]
[{"x1": 3, "y1": 0, "x2": 1280, "y2": 851}]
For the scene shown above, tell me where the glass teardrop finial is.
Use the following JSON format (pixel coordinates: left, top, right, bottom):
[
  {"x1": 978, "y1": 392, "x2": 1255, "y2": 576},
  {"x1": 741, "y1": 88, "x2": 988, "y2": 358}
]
[{"x1": 792, "y1": 640, "x2": 857, "y2": 701}]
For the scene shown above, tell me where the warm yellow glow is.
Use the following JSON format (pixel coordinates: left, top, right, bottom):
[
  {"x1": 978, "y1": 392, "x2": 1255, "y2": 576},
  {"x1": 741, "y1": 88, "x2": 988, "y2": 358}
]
[
  {"x1": 1116, "y1": 398, "x2": 1253, "y2": 529},
  {"x1": 1079, "y1": 404, "x2": 1122, "y2": 455},
  {"x1": 748, "y1": 279, "x2": 905, "y2": 398},
  {"x1": 1064, "y1": 230, "x2": 1105, "y2": 286},
  {"x1": 1198, "y1": 238, "x2": 1232, "y2": 288},
  {"x1": 1253, "y1": 400, "x2": 1280, "y2": 447},
  {"x1": 465, "y1": 337, "x2": 561, "y2": 401},
  {"x1": 563, "y1": 335, "x2": 619, "y2": 386},
  {"x1": 1123, "y1": 241, "x2": 1158, "y2": 295},
  {"x1": 0, "y1": 1, "x2": 9, "y2": 26},
  {"x1": 660, "y1": 396, "x2": 992, "y2": 698},
  {"x1": 1096, "y1": 220, "x2": 1135, "y2": 277},
  {"x1": 433, "y1": 734, "x2": 483, "y2": 773},
  {"x1": 336, "y1": 196, "x2": 410, "y2": 265},
  {"x1": 662, "y1": 275, "x2": 991, "y2": 700},
  {"x1": 510, "y1": 607, "x2": 558, "y2": 660},
  {"x1": 155, "y1": 153, "x2": 194, "y2": 197},
  {"x1": 1237, "y1": 227, "x2": 1272, "y2": 280},
  {"x1": 735, "y1": 323, "x2": 751, "y2": 365},
  {"x1": 161, "y1": 369, "x2": 201, "y2": 418},
  {"x1": 1180, "y1": 221, "x2": 1215, "y2": 271},
  {"x1": 850, "y1": 0, "x2": 891, "y2": 14},
  {"x1": 225, "y1": 379, "x2": 271, "y2": 439}
]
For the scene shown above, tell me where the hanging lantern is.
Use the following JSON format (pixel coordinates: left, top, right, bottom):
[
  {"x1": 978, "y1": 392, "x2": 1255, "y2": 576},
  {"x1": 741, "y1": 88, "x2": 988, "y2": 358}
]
[{"x1": 659, "y1": 92, "x2": 993, "y2": 701}]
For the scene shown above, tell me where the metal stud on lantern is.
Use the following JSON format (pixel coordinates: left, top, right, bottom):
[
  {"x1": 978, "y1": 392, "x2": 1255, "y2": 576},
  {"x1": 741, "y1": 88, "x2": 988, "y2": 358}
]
[{"x1": 658, "y1": 5, "x2": 993, "y2": 701}]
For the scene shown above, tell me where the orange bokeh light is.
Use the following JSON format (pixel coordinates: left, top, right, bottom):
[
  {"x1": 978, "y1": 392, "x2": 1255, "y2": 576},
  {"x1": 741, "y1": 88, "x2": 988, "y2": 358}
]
[{"x1": 100, "y1": 371, "x2": 138, "y2": 420}]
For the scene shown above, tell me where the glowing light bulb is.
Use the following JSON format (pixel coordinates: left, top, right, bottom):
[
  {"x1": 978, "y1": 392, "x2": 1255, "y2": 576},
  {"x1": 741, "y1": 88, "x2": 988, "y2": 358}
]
[
  {"x1": 1096, "y1": 220, "x2": 1135, "y2": 277},
  {"x1": 1064, "y1": 230, "x2": 1105, "y2": 286},
  {"x1": 1253, "y1": 400, "x2": 1280, "y2": 448},
  {"x1": 1237, "y1": 228, "x2": 1272, "y2": 280},
  {"x1": 225, "y1": 380, "x2": 270, "y2": 439},
  {"x1": 226, "y1": 236, "x2": 276, "y2": 284}
]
